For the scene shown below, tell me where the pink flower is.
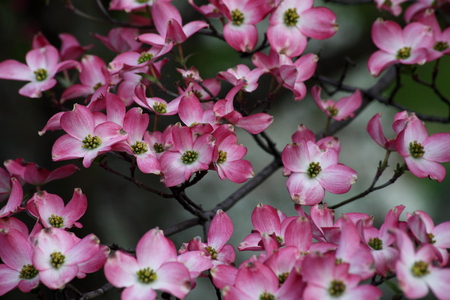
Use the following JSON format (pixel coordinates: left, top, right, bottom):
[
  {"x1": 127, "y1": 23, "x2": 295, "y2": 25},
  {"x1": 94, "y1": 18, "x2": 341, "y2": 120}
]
[
  {"x1": 180, "y1": 210, "x2": 235, "y2": 266},
  {"x1": 0, "y1": 228, "x2": 40, "y2": 295},
  {"x1": 211, "y1": 125, "x2": 254, "y2": 183},
  {"x1": 282, "y1": 140, "x2": 357, "y2": 205},
  {"x1": 26, "y1": 189, "x2": 87, "y2": 229},
  {"x1": 159, "y1": 124, "x2": 214, "y2": 187},
  {"x1": 267, "y1": 0, "x2": 338, "y2": 57},
  {"x1": 368, "y1": 19, "x2": 434, "y2": 77},
  {"x1": 217, "y1": 64, "x2": 265, "y2": 92},
  {"x1": 0, "y1": 45, "x2": 80, "y2": 98},
  {"x1": 279, "y1": 54, "x2": 318, "y2": 101},
  {"x1": 303, "y1": 252, "x2": 382, "y2": 300},
  {"x1": 311, "y1": 86, "x2": 362, "y2": 121},
  {"x1": 52, "y1": 104, "x2": 128, "y2": 168},
  {"x1": 396, "y1": 113, "x2": 450, "y2": 182},
  {"x1": 104, "y1": 228, "x2": 191, "y2": 300},
  {"x1": 392, "y1": 228, "x2": 450, "y2": 299},
  {"x1": 33, "y1": 228, "x2": 100, "y2": 289}
]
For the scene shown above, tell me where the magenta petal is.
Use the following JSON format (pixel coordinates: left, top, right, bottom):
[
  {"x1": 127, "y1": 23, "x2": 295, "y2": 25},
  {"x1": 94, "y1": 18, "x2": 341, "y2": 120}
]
[
  {"x1": 423, "y1": 133, "x2": 450, "y2": 162},
  {"x1": 404, "y1": 156, "x2": 446, "y2": 182},
  {"x1": 0, "y1": 265, "x2": 21, "y2": 296},
  {"x1": 122, "y1": 284, "x2": 156, "y2": 300},
  {"x1": 367, "y1": 50, "x2": 397, "y2": 77},
  {"x1": 136, "y1": 228, "x2": 177, "y2": 270},
  {"x1": 211, "y1": 265, "x2": 238, "y2": 289},
  {"x1": 152, "y1": 262, "x2": 191, "y2": 299},
  {"x1": 65, "y1": 234, "x2": 100, "y2": 266},
  {"x1": 52, "y1": 134, "x2": 88, "y2": 162},
  {"x1": 61, "y1": 104, "x2": 95, "y2": 140},
  {"x1": 286, "y1": 172, "x2": 325, "y2": 205},
  {"x1": 62, "y1": 188, "x2": 87, "y2": 228},
  {"x1": 251, "y1": 204, "x2": 281, "y2": 235},
  {"x1": 317, "y1": 164, "x2": 357, "y2": 194},
  {"x1": 299, "y1": 7, "x2": 338, "y2": 39},
  {"x1": 0, "y1": 229, "x2": 33, "y2": 270},
  {"x1": 208, "y1": 210, "x2": 233, "y2": 251},
  {"x1": 235, "y1": 262, "x2": 278, "y2": 297},
  {"x1": 104, "y1": 250, "x2": 139, "y2": 288},
  {"x1": 371, "y1": 19, "x2": 404, "y2": 53},
  {"x1": 284, "y1": 217, "x2": 312, "y2": 252},
  {"x1": 0, "y1": 60, "x2": 33, "y2": 81},
  {"x1": 223, "y1": 23, "x2": 258, "y2": 52}
]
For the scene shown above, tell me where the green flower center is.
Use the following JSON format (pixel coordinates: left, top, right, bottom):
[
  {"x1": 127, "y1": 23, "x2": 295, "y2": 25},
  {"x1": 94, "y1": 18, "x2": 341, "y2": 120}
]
[
  {"x1": 138, "y1": 52, "x2": 154, "y2": 64},
  {"x1": 34, "y1": 68, "x2": 48, "y2": 81},
  {"x1": 396, "y1": 47, "x2": 411, "y2": 60},
  {"x1": 307, "y1": 162, "x2": 322, "y2": 178},
  {"x1": 135, "y1": 0, "x2": 149, "y2": 3},
  {"x1": 153, "y1": 102, "x2": 167, "y2": 114},
  {"x1": 384, "y1": 0, "x2": 392, "y2": 6},
  {"x1": 132, "y1": 141, "x2": 148, "y2": 155},
  {"x1": 328, "y1": 280, "x2": 346, "y2": 297},
  {"x1": 217, "y1": 150, "x2": 227, "y2": 164},
  {"x1": 278, "y1": 272, "x2": 289, "y2": 286},
  {"x1": 259, "y1": 292, "x2": 276, "y2": 300},
  {"x1": 136, "y1": 267, "x2": 157, "y2": 283},
  {"x1": 433, "y1": 41, "x2": 449, "y2": 52},
  {"x1": 50, "y1": 252, "x2": 65, "y2": 269},
  {"x1": 368, "y1": 237, "x2": 383, "y2": 250},
  {"x1": 284, "y1": 8, "x2": 300, "y2": 27},
  {"x1": 153, "y1": 143, "x2": 164, "y2": 153},
  {"x1": 19, "y1": 264, "x2": 39, "y2": 279},
  {"x1": 409, "y1": 140, "x2": 425, "y2": 158},
  {"x1": 193, "y1": 90, "x2": 203, "y2": 99},
  {"x1": 412, "y1": 261, "x2": 429, "y2": 277},
  {"x1": 326, "y1": 106, "x2": 339, "y2": 117},
  {"x1": 335, "y1": 258, "x2": 343, "y2": 265},
  {"x1": 231, "y1": 9, "x2": 245, "y2": 26},
  {"x1": 82, "y1": 134, "x2": 102, "y2": 150},
  {"x1": 181, "y1": 150, "x2": 198, "y2": 164},
  {"x1": 49, "y1": 214, "x2": 64, "y2": 228},
  {"x1": 205, "y1": 246, "x2": 218, "y2": 259},
  {"x1": 428, "y1": 233, "x2": 436, "y2": 244},
  {"x1": 93, "y1": 82, "x2": 103, "y2": 91}
]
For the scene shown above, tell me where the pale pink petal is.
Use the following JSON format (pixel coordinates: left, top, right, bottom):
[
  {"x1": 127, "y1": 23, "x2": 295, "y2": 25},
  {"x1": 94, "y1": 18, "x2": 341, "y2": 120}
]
[
  {"x1": 104, "y1": 250, "x2": 139, "y2": 288},
  {"x1": 286, "y1": 172, "x2": 325, "y2": 205},
  {"x1": 317, "y1": 164, "x2": 357, "y2": 194},
  {"x1": 0, "y1": 265, "x2": 21, "y2": 296},
  {"x1": 299, "y1": 7, "x2": 338, "y2": 39},
  {"x1": 404, "y1": 156, "x2": 446, "y2": 182},
  {"x1": 0, "y1": 60, "x2": 33, "y2": 81},
  {"x1": 19, "y1": 79, "x2": 57, "y2": 98},
  {"x1": 122, "y1": 284, "x2": 156, "y2": 300},
  {"x1": 151, "y1": 262, "x2": 191, "y2": 299},
  {"x1": 136, "y1": 228, "x2": 177, "y2": 270},
  {"x1": 423, "y1": 133, "x2": 450, "y2": 162},
  {"x1": 61, "y1": 104, "x2": 95, "y2": 140},
  {"x1": 367, "y1": 50, "x2": 397, "y2": 77}
]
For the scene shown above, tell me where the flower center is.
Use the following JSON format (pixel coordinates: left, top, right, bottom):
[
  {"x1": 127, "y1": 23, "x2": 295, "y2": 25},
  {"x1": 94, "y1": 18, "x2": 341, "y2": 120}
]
[
  {"x1": 328, "y1": 280, "x2": 346, "y2": 297},
  {"x1": 412, "y1": 261, "x2": 429, "y2": 277},
  {"x1": 181, "y1": 150, "x2": 198, "y2": 164},
  {"x1": 136, "y1": 267, "x2": 157, "y2": 283},
  {"x1": 193, "y1": 90, "x2": 203, "y2": 99},
  {"x1": 278, "y1": 272, "x2": 289, "y2": 286},
  {"x1": 19, "y1": 264, "x2": 39, "y2": 279},
  {"x1": 82, "y1": 134, "x2": 102, "y2": 150},
  {"x1": 326, "y1": 106, "x2": 339, "y2": 117},
  {"x1": 49, "y1": 214, "x2": 64, "y2": 228},
  {"x1": 138, "y1": 52, "x2": 154, "y2": 64},
  {"x1": 307, "y1": 162, "x2": 322, "y2": 178},
  {"x1": 231, "y1": 9, "x2": 244, "y2": 26},
  {"x1": 50, "y1": 251, "x2": 66, "y2": 269},
  {"x1": 428, "y1": 233, "x2": 436, "y2": 244},
  {"x1": 284, "y1": 8, "x2": 300, "y2": 26},
  {"x1": 433, "y1": 41, "x2": 449, "y2": 52},
  {"x1": 205, "y1": 245, "x2": 218, "y2": 259},
  {"x1": 368, "y1": 237, "x2": 383, "y2": 250},
  {"x1": 409, "y1": 140, "x2": 425, "y2": 158},
  {"x1": 131, "y1": 141, "x2": 148, "y2": 155},
  {"x1": 217, "y1": 150, "x2": 227, "y2": 164},
  {"x1": 153, "y1": 102, "x2": 167, "y2": 114},
  {"x1": 135, "y1": 0, "x2": 149, "y2": 3},
  {"x1": 383, "y1": 0, "x2": 392, "y2": 6},
  {"x1": 153, "y1": 143, "x2": 165, "y2": 153},
  {"x1": 34, "y1": 68, "x2": 48, "y2": 81},
  {"x1": 396, "y1": 47, "x2": 411, "y2": 60},
  {"x1": 93, "y1": 82, "x2": 103, "y2": 91},
  {"x1": 259, "y1": 292, "x2": 276, "y2": 300}
]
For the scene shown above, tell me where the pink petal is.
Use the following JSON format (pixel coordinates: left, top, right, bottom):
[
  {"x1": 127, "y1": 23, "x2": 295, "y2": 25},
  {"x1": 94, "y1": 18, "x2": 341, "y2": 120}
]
[
  {"x1": 299, "y1": 7, "x2": 338, "y2": 39},
  {"x1": 136, "y1": 228, "x2": 177, "y2": 270},
  {"x1": 0, "y1": 60, "x2": 33, "y2": 81},
  {"x1": 286, "y1": 172, "x2": 325, "y2": 205},
  {"x1": 423, "y1": 133, "x2": 450, "y2": 162},
  {"x1": 208, "y1": 210, "x2": 233, "y2": 251},
  {"x1": 404, "y1": 156, "x2": 446, "y2": 182},
  {"x1": 104, "y1": 250, "x2": 139, "y2": 288},
  {"x1": 152, "y1": 262, "x2": 191, "y2": 299},
  {"x1": 317, "y1": 164, "x2": 358, "y2": 194},
  {"x1": 371, "y1": 19, "x2": 404, "y2": 53}
]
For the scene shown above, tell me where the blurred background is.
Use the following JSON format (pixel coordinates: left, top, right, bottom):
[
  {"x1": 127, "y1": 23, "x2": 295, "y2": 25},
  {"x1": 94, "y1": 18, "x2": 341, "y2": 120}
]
[{"x1": 1, "y1": 0, "x2": 450, "y2": 299}]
